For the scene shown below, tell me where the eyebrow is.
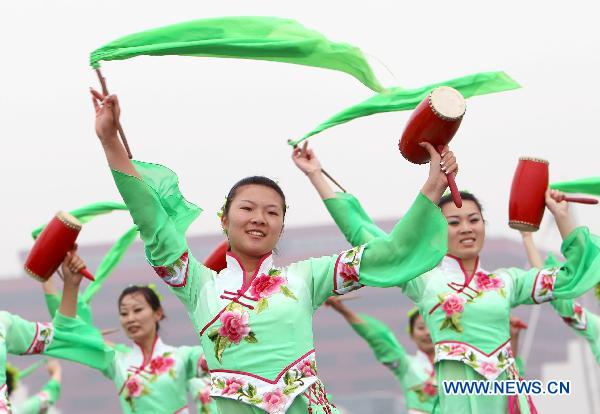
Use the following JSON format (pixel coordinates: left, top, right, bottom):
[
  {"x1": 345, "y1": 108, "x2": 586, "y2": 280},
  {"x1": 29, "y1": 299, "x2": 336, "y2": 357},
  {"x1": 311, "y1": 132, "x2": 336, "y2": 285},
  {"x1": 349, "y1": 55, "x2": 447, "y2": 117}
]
[
  {"x1": 240, "y1": 200, "x2": 281, "y2": 209},
  {"x1": 446, "y1": 213, "x2": 481, "y2": 219}
]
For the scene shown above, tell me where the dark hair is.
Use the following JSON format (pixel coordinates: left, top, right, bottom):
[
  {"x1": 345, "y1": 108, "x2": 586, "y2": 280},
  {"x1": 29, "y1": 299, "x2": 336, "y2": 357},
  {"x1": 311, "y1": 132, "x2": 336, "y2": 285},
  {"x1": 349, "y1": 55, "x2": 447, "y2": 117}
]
[
  {"x1": 438, "y1": 191, "x2": 484, "y2": 213},
  {"x1": 5, "y1": 367, "x2": 16, "y2": 397},
  {"x1": 408, "y1": 311, "x2": 421, "y2": 336},
  {"x1": 118, "y1": 286, "x2": 165, "y2": 332},
  {"x1": 223, "y1": 176, "x2": 287, "y2": 219}
]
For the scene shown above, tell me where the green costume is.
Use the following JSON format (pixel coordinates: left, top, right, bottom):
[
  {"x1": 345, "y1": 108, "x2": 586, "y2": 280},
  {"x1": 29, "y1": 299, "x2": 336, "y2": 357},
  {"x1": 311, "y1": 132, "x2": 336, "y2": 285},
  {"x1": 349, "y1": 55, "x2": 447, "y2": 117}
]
[
  {"x1": 551, "y1": 299, "x2": 600, "y2": 364},
  {"x1": 110, "y1": 160, "x2": 449, "y2": 413},
  {"x1": 351, "y1": 314, "x2": 436, "y2": 414},
  {"x1": 11, "y1": 378, "x2": 61, "y2": 414},
  {"x1": 323, "y1": 192, "x2": 600, "y2": 414}
]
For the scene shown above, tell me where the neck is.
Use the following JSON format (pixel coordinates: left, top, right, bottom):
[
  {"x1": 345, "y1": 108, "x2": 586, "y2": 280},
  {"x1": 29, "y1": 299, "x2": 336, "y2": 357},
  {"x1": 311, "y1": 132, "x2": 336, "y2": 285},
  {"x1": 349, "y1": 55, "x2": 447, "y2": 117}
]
[
  {"x1": 461, "y1": 257, "x2": 478, "y2": 273},
  {"x1": 135, "y1": 334, "x2": 157, "y2": 363},
  {"x1": 230, "y1": 249, "x2": 268, "y2": 284}
]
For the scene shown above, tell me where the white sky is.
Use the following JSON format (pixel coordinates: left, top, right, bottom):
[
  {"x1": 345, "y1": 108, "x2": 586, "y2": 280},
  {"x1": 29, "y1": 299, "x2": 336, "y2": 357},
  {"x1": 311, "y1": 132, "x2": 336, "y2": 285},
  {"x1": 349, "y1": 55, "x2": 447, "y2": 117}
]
[{"x1": 1, "y1": 0, "x2": 599, "y2": 277}]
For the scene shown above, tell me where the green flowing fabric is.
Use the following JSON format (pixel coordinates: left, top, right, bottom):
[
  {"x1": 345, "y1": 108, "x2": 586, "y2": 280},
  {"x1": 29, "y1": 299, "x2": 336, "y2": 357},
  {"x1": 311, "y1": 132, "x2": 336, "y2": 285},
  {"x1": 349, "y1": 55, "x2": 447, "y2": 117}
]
[
  {"x1": 31, "y1": 202, "x2": 127, "y2": 239},
  {"x1": 81, "y1": 225, "x2": 139, "y2": 302},
  {"x1": 290, "y1": 71, "x2": 520, "y2": 145},
  {"x1": 16, "y1": 359, "x2": 47, "y2": 380},
  {"x1": 90, "y1": 16, "x2": 383, "y2": 92},
  {"x1": 550, "y1": 177, "x2": 600, "y2": 196}
]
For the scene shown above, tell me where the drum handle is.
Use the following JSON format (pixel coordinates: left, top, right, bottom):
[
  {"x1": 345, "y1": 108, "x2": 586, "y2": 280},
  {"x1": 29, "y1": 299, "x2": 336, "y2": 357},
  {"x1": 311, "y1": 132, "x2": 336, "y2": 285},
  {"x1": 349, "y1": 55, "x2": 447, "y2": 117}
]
[
  {"x1": 562, "y1": 196, "x2": 598, "y2": 205},
  {"x1": 80, "y1": 268, "x2": 96, "y2": 282},
  {"x1": 437, "y1": 146, "x2": 462, "y2": 208}
]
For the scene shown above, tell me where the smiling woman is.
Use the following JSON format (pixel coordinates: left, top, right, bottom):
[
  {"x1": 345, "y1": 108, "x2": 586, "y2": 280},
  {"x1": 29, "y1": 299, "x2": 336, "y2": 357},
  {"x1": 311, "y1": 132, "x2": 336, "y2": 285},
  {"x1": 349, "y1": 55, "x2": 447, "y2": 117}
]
[{"x1": 87, "y1": 88, "x2": 458, "y2": 414}]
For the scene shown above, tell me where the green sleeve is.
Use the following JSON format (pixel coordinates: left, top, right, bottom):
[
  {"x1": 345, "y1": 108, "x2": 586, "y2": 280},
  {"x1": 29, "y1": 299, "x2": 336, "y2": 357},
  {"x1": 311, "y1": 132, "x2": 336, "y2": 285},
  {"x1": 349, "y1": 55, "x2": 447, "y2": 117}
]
[
  {"x1": 182, "y1": 346, "x2": 205, "y2": 381},
  {"x1": 508, "y1": 227, "x2": 600, "y2": 306},
  {"x1": 551, "y1": 299, "x2": 600, "y2": 364},
  {"x1": 112, "y1": 164, "x2": 213, "y2": 312},
  {"x1": 46, "y1": 312, "x2": 116, "y2": 377},
  {"x1": 0, "y1": 312, "x2": 39, "y2": 355},
  {"x1": 323, "y1": 192, "x2": 389, "y2": 245},
  {"x1": 351, "y1": 313, "x2": 409, "y2": 379},
  {"x1": 44, "y1": 294, "x2": 61, "y2": 320},
  {"x1": 358, "y1": 193, "x2": 447, "y2": 287},
  {"x1": 43, "y1": 293, "x2": 94, "y2": 326},
  {"x1": 15, "y1": 378, "x2": 61, "y2": 414}
]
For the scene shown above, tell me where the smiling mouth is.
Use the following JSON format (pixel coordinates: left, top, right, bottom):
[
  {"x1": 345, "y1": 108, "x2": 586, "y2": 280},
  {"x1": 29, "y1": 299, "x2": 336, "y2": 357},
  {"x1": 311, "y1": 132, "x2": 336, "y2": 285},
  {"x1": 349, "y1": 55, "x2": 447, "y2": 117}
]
[
  {"x1": 460, "y1": 238, "x2": 476, "y2": 245},
  {"x1": 246, "y1": 230, "x2": 266, "y2": 238}
]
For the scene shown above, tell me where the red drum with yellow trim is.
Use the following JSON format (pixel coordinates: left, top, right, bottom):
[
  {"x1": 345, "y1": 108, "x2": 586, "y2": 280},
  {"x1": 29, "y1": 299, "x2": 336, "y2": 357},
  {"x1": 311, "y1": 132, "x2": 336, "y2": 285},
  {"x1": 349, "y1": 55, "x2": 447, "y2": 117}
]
[
  {"x1": 24, "y1": 212, "x2": 95, "y2": 281},
  {"x1": 204, "y1": 240, "x2": 228, "y2": 272},
  {"x1": 399, "y1": 86, "x2": 466, "y2": 164},
  {"x1": 508, "y1": 157, "x2": 549, "y2": 232}
]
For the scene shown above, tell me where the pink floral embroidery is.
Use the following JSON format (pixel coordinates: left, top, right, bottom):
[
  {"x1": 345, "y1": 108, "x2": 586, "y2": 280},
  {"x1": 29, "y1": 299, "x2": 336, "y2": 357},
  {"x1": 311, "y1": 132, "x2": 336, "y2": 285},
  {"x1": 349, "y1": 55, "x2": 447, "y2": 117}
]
[
  {"x1": 262, "y1": 389, "x2": 288, "y2": 413},
  {"x1": 149, "y1": 355, "x2": 175, "y2": 375},
  {"x1": 447, "y1": 343, "x2": 468, "y2": 356},
  {"x1": 199, "y1": 355, "x2": 209, "y2": 374},
  {"x1": 574, "y1": 303, "x2": 583, "y2": 317},
  {"x1": 125, "y1": 375, "x2": 145, "y2": 398},
  {"x1": 218, "y1": 310, "x2": 250, "y2": 344},
  {"x1": 152, "y1": 251, "x2": 189, "y2": 287},
  {"x1": 339, "y1": 262, "x2": 359, "y2": 283},
  {"x1": 541, "y1": 274, "x2": 555, "y2": 291},
  {"x1": 222, "y1": 378, "x2": 245, "y2": 396},
  {"x1": 441, "y1": 294, "x2": 466, "y2": 316},
  {"x1": 25, "y1": 323, "x2": 54, "y2": 355},
  {"x1": 199, "y1": 387, "x2": 212, "y2": 405},
  {"x1": 250, "y1": 273, "x2": 285, "y2": 299},
  {"x1": 422, "y1": 381, "x2": 437, "y2": 396},
  {"x1": 296, "y1": 359, "x2": 316, "y2": 377},
  {"x1": 474, "y1": 272, "x2": 504, "y2": 292},
  {"x1": 480, "y1": 362, "x2": 499, "y2": 377}
]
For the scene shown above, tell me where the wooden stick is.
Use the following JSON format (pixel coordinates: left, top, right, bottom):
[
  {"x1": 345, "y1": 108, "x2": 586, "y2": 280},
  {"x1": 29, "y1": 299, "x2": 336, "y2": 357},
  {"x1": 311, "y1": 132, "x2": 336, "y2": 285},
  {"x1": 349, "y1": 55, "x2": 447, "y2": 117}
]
[
  {"x1": 101, "y1": 327, "x2": 120, "y2": 336},
  {"x1": 288, "y1": 139, "x2": 347, "y2": 193},
  {"x1": 95, "y1": 68, "x2": 133, "y2": 159}
]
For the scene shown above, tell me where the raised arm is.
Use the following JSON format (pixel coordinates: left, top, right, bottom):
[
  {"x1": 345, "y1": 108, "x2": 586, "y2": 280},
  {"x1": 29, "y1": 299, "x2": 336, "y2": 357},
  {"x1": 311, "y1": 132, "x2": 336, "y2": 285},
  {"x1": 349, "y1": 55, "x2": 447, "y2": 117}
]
[
  {"x1": 91, "y1": 90, "x2": 212, "y2": 310},
  {"x1": 16, "y1": 360, "x2": 62, "y2": 414},
  {"x1": 519, "y1": 231, "x2": 544, "y2": 268}
]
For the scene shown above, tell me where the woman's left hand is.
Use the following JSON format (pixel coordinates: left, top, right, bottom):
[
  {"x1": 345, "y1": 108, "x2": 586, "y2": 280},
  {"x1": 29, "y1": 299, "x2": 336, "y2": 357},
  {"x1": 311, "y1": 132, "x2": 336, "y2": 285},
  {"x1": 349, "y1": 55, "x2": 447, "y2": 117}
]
[
  {"x1": 545, "y1": 189, "x2": 569, "y2": 217},
  {"x1": 420, "y1": 142, "x2": 458, "y2": 202}
]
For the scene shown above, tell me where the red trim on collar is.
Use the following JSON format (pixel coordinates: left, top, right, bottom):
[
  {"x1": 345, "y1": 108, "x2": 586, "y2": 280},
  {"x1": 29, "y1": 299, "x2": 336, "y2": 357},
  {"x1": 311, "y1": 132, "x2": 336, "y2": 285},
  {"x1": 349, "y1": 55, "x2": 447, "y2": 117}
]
[
  {"x1": 446, "y1": 254, "x2": 479, "y2": 286},
  {"x1": 135, "y1": 335, "x2": 160, "y2": 369}
]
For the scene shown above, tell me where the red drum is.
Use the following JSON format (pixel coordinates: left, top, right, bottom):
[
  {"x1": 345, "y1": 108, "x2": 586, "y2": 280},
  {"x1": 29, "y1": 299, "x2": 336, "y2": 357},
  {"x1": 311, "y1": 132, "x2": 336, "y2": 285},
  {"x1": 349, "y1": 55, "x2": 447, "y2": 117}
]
[
  {"x1": 399, "y1": 86, "x2": 466, "y2": 164},
  {"x1": 508, "y1": 157, "x2": 549, "y2": 231},
  {"x1": 399, "y1": 86, "x2": 466, "y2": 207},
  {"x1": 24, "y1": 212, "x2": 95, "y2": 281},
  {"x1": 203, "y1": 240, "x2": 228, "y2": 272}
]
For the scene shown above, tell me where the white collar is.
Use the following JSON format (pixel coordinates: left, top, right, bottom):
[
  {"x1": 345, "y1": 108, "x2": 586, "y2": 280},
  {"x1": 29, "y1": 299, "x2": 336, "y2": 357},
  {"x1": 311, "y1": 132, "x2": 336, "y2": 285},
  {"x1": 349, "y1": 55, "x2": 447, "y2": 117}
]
[
  {"x1": 440, "y1": 255, "x2": 488, "y2": 278},
  {"x1": 131, "y1": 336, "x2": 172, "y2": 367},
  {"x1": 217, "y1": 252, "x2": 274, "y2": 293},
  {"x1": 414, "y1": 350, "x2": 434, "y2": 373}
]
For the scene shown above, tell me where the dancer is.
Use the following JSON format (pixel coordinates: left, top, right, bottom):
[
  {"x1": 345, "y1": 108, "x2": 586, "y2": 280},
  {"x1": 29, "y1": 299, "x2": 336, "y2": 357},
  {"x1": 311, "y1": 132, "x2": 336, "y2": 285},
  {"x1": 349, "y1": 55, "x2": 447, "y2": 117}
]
[
  {"x1": 520, "y1": 231, "x2": 599, "y2": 364},
  {"x1": 89, "y1": 90, "x2": 457, "y2": 413},
  {"x1": 326, "y1": 297, "x2": 436, "y2": 414},
  {"x1": 294, "y1": 143, "x2": 600, "y2": 413},
  {"x1": 5, "y1": 360, "x2": 61, "y2": 414},
  {"x1": 53, "y1": 251, "x2": 212, "y2": 413}
]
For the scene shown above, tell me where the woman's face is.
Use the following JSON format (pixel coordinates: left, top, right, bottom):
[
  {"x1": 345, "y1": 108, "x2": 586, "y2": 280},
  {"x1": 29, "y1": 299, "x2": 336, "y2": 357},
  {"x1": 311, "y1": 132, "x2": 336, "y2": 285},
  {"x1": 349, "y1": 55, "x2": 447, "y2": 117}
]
[
  {"x1": 222, "y1": 184, "x2": 285, "y2": 258},
  {"x1": 411, "y1": 315, "x2": 433, "y2": 354},
  {"x1": 119, "y1": 292, "x2": 162, "y2": 343},
  {"x1": 441, "y1": 199, "x2": 485, "y2": 260}
]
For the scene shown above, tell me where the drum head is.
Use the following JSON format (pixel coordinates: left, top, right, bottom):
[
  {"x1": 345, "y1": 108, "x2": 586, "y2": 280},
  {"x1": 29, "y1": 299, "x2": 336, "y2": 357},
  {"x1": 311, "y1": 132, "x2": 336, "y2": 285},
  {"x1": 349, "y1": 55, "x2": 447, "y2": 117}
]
[
  {"x1": 430, "y1": 86, "x2": 466, "y2": 120},
  {"x1": 56, "y1": 211, "x2": 82, "y2": 231}
]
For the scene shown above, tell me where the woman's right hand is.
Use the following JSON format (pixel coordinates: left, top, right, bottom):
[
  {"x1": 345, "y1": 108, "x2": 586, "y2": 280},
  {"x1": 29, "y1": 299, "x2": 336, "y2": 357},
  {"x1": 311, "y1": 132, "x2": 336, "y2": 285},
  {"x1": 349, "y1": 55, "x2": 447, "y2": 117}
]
[
  {"x1": 292, "y1": 142, "x2": 322, "y2": 177},
  {"x1": 91, "y1": 88, "x2": 120, "y2": 142},
  {"x1": 419, "y1": 142, "x2": 458, "y2": 203},
  {"x1": 46, "y1": 360, "x2": 62, "y2": 382},
  {"x1": 61, "y1": 250, "x2": 87, "y2": 288}
]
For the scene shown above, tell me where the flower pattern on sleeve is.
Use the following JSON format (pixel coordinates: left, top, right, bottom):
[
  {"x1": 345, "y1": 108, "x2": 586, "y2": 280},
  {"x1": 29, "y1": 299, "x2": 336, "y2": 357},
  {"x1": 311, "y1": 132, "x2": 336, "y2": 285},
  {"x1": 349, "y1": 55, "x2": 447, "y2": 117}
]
[
  {"x1": 333, "y1": 245, "x2": 365, "y2": 295},
  {"x1": 532, "y1": 267, "x2": 559, "y2": 303},
  {"x1": 24, "y1": 322, "x2": 54, "y2": 355},
  {"x1": 561, "y1": 302, "x2": 587, "y2": 330},
  {"x1": 152, "y1": 251, "x2": 189, "y2": 287}
]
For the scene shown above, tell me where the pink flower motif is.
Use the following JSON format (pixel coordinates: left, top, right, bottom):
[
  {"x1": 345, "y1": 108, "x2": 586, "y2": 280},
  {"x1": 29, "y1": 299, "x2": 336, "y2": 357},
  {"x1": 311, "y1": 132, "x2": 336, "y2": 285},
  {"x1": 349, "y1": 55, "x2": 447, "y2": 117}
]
[
  {"x1": 221, "y1": 378, "x2": 245, "y2": 396},
  {"x1": 218, "y1": 310, "x2": 250, "y2": 344},
  {"x1": 125, "y1": 375, "x2": 144, "y2": 398},
  {"x1": 249, "y1": 273, "x2": 285, "y2": 299},
  {"x1": 474, "y1": 272, "x2": 504, "y2": 291},
  {"x1": 441, "y1": 294, "x2": 466, "y2": 317},
  {"x1": 480, "y1": 362, "x2": 498, "y2": 377},
  {"x1": 199, "y1": 387, "x2": 212, "y2": 405},
  {"x1": 573, "y1": 303, "x2": 583, "y2": 317},
  {"x1": 422, "y1": 381, "x2": 437, "y2": 396},
  {"x1": 154, "y1": 266, "x2": 171, "y2": 279},
  {"x1": 447, "y1": 344, "x2": 467, "y2": 356},
  {"x1": 149, "y1": 355, "x2": 175, "y2": 375},
  {"x1": 262, "y1": 388, "x2": 288, "y2": 413},
  {"x1": 199, "y1": 355, "x2": 209, "y2": 374},
  {"x1": 541, "y1": 274, "x2": 555, "y2": 291},
  {"x1": 296, "y1": 359, "x2": 316, "y2": 377},
  {"x1": 339, "y1": 263, "x2": 359, "y2": 283}
]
